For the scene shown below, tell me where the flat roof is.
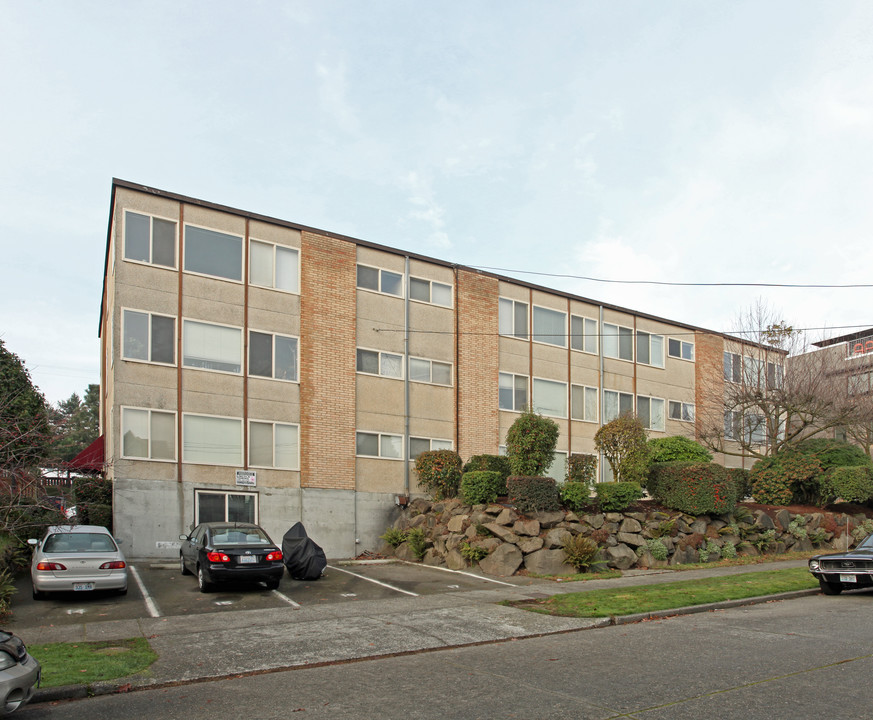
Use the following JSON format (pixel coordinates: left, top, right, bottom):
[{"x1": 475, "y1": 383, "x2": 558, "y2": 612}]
[{"x1": 812, "y1": 328, "x2": 873, "y2": 349}]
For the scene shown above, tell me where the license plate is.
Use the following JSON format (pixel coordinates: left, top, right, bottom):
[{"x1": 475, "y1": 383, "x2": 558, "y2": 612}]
[
  {"x1": 840, "y1": 574, "x2": 857, "y2": 583},
  {"x1": 238, "y1": 555, "x2": 257, "y2": 564},
  {"x1": 73, "y1": 583, "x2": 94, "y2": 591}
]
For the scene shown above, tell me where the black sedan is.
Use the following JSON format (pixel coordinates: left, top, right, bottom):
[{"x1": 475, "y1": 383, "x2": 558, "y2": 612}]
[
  {"x1": 179, "y1": 522, "x2": 284, "y2": 593},
  {"x1": 809, "y1": 533, "x2": 873, "y2": 595}
]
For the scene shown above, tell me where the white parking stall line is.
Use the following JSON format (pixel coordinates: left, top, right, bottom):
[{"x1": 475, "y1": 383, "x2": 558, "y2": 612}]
[
  {"x1": 272, "y1": 589, "x2": 301, "y2": 608},
  {"x1": 327, "y1": 565, "x2": 419, "y2": 597},
  {"x1": 397, "y1": 560, "x2": 520, "y2": 587},
  {"x1": 129, "y1": 565, "x2": 162, "y2": 618}
]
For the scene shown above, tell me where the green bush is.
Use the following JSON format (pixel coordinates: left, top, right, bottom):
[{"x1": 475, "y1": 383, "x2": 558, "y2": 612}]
[
  {"x1": 644, "y1": 537, "x2": 668, "y2": 561},
  {"x1": 1, "y1": 496, "x2": 65, "y2": 544},
  {"x1": 459, "y1": 542, "x2": 488, "y2": 562},
  {"x1": 560, "y1": 481, "x2": 591, "y2": 514},
  {"x1": 507, "y1": 476, "x2": 561, "y2": 514},
  {"x1": 73, "y1": 477, "x2": 114, "y2": 530},
  {"x1": 824, "y1": 466, "x2": 873, "y2": 504},
  {"x1": 414, "y1": 450, "x2": 463, "y2": 500},
  {"x1": 460, "y1": 471, "x2": 504, "y2": 505},
  {"x1": 563, "y1": 535, "x2": 600, "y2": 572},
  {"x1": 462, "y1": 455, "x2": 511, "y2": 495},
  {"x1": 595, "y1": 416, "x2": 650, "y2": 484},
  {"x1": 647, "y1": 436, "x2": 713, "y2": 464},
  {"x1": 505, "y1": 409, "x2": 559, "y2": 477},
  {"x1": 405, "y1": 528, "x2": 428, "y2": 560},
  {"x1": 648, "y1": 462, "x2": 737, "y2": 515},
  {"x1": 595, "y1": 482, "x2": 643, "y2": 512},
  {"x1": 380, "y1": 527, "x2": 407, "y2": 548},
  {"x1": 566, "y1": 454, "x2": 598, "y2": 485},
  {"x1": 795, "y1": 438, "x2": 873, "y2": 471},
  {"x1": 750, "y1": 452, "x2": 821, "y2": 506},
  {"x1": 726, "y1": 467, "x2": 752, "y2": 499}
]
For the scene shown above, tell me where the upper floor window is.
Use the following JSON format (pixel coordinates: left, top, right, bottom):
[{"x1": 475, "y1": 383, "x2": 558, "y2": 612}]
[
  {"x1": 184, "y1": 225, "x2": 243, "y2": 282},
  {"x1": 603, "y1": 389, "x2": 633, "y2": 423},
  {"x1": 545, "y1": 451, "x2": 568, "y2": 483},
  {"x1": 532, "y1": 378, "x2": 567, "y2": 418},
  {"x1": 571, "y1": 384, "x2": 598, "y2": 422},
  {"x1": 122, "y1": 309, "x2": 175, "y2": 365},
  {"x1": 637, "y1": 332, "x2": 664, "y2": 368},
  {"x1": 183, "y1": 414, "x2": 243, "y2": 466},
  {"x1": 499, "y1": 298, "x2": 528, "y2": 339},
  {"x1": 637, "y1": 395, "x2": 665, "y2": 431},
  {"x1": 250, "y1": 240, "x2": 299, "y2": 293},
  {"x1": 356, "y1": 348, "x2": 403, "y2": 378},
  {"x1": 570, "y1": 315, "x2": 598, "y2": 354},
  {"x1": 183, "y1": 320, "x2": 242, "y2": 374},
  {"x1": 121, "y1": 407, "x2": 176, "y2": 461},
  {"x1": 249, "y1": 421, "x2": 299, "y2": 469},
  {"x1": 668, "y1": 338, "x2": 695, "y2": 361},
  {"x1": 668, "y1": 400, "x2": 695, "y2": 422},
  {"x1": 724, "y1": 352, "x2": 742, "y2": 383},
  {"x1": 409, "y1": 357, "x2": 452, "y2": 386},
  {"x1": 409, "y1": 277, "x2": 452, "y2": 307},
  {"x1": 356, "y1": 431, "x2": 403, "y2": 459},
  {"x1": 124, "y1": 211, "x2": 176, "y2": 268},
  {"x1": 356, "y1": 264, "x2": 403, "y2": 296},
  {"x1": 849, "y1": 372, "x2": 873, "y2": 395},
  {"x1": 603, "y1": 323, "x2": 633, "y2": 361},
  {"x1": 532, "y1": 306, "x2": 567, "y2": 348},
  {"x1": 249, "y1": 331, "x2": 298, "y2": 381},
  {"x1": 499, "y1": 372, "x2": 528, "y2": 412},
  {"x1": 409, "y1": 437, "x2": 453, "y2": 460}
]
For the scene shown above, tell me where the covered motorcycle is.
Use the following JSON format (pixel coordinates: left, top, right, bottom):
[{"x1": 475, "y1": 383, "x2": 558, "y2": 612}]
[{"x1": 281, "y1": 522, "x2": 327, "y2": 580}]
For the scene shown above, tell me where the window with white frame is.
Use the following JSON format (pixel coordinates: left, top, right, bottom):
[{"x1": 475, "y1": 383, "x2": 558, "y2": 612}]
[
  {"x1": 121, "y1": 407, "x2": 175, "y2": 460},
  {"x1": 356, "y1": 264, "x2": 403, "y2": 296},
  {"x1": 249, "y1": 240, "x2": 299, "y2": 293},
  {"x1": 668, "y1": 400, "x2": 695, "y2": 422},
  {"x1": 745, "y1": 413, "x2": 766, "y2": 444},
  {"x1": 249, "y1": 421, "x2": 299, "y2": 469},
  {"x1": 124, "y1": 211, "x2": 176, "y2": 267},
  {"x1": 409, "y1": 357, "x2": 452, "y2": 385},
  {"x1": 356, "y1": 348, "x2": 403, "y2": 378},
  {"x1": 355, "y1": 431, "x2": 403, "y2": 459},
  {"x1": 724, "y1": 410, "x2": 741, "y2": 440},
  {"x1": 668, "y1": 338, "x2": 694, "y2": 361},
  {"x1": 637, "y1": 395, "x2": 665, "y2": 431},
  {"x1": 849, "y1": 371, "x2": 873, "y2": 395},
  {"x1": 532, "y1": 306, "x2": 567, "y2": 347},
  {"x1": 249, "y1": 331, "x2": 298, "y2": 381},
  {"x1": 183, "y1": 320, "x2": 242, "y2": 373},
  {"x1": 724, "y1": 352, "x2": 741, "y2": 383},
  {"x1": 195, "y1": 490, "x2": 257, "y2": 524},
  {"x1": 499, "y1": 372, "x2": 528, "y2": 411},
  {"x1": 498, "y1": 298, "x2": 528, "y2": 339},
  {"x1": 636, "y1": 332, "x2": 665, "y2": 368},
  {"x1": 603, "y1": 389, "x2": 633, "y2": 423},
  {"x1": 767, "y1": 362, "x2": 784, "y2": 390},
  {"x1": 183, "y1": 414, "x2": 243, "y2": 465},
  {"x1": 603, "y1": 323, "x2": 633, "y2": 361},
  {"x1": 184, "y1": 225, "x2": 243, "y2": 281},
  {"x1": 122, "y1": 309, "x2": 175, "y2": 365},
  {"x1": 533, "y1": 378, "x2": 567, "y2": 418},
  {"x1": 570, "y1": 315, "x2": 598, "y2": 354},
  {"x1": 409, "y1": 277, "x2": 452, "y2": 307},
  {"x1": 545, "y1": 451, "x2": 568, "y2": 483},
  {"x1": 570, "y1": 384, "x2": 598, "y2": 422},
  {"x1": 408, "y1": 437, "x2": 453, "y2": 460}
]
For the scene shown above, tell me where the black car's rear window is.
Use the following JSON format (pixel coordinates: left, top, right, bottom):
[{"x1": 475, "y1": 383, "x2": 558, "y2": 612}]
[
  {"x1": 44, "y1": 533, "x2": 118, "y2": 553},
  {"x1": 210, "y1": 528, "x2": 271, "y2": 545}
]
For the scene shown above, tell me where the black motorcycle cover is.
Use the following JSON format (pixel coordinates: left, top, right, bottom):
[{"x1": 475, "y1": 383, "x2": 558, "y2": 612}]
[{"x1": 281, "y1": 522, "x2": 327, "y2": 580}]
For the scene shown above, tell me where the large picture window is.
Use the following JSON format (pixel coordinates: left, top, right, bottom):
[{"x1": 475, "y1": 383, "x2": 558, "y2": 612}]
[
  {"x1": 532, "y1": 306, "x2": 567, "y2": 347},
  {"x1": 124, "y1": 211, "x2": 176, "y2": 267},
  {"x1": 250, "y1": 240, "x2": 299, "y2": 293},
  {"x1": 498, "y1": 298, "x2": 528, "y2": 339},
  {"x1": 571, "y1": 385, "x2": 598, "y2": 422},
  {"x1": 122, "y1": 310, "x2": 175, "y2": 364},
  {"x1": 183, "y1": 414, "x2": 243, "y2": 466},
  {"x1": 249, "y1": 421, "x2": 299, "y2": 469},
  {"x1": 637, "y1": 395, "x2": 665, "y2": 431},
  {"x1": 499, "y1": 372, "x2": 528, "y2": 411},
  {"x1": 532, "y1": 378, "x2": 567, "y2": 418},
  {"x1": 183, "y1": 320, "x2": 242, "y2": 373},
  {"x1": 196, "y1": 490, "x2": 257, "y2": 524},
  {"x1": 603, "y1": 323, "x2": 633, "y2": 361},
  {"x1": 636, "y1": 332, "x2": 664, "y2": 368},
  {"x1": 121, "y1": 408, "x2": 175, "y2": 460},
  {"x1": 184, "y1": 225, "x2": 243, "y2": 281},
  {"x1": 249, "y1": 331, "x2": 298, "y2": 381},
  {"x1": 603, "y1": 390, "x2": 633, "y2": 423}
]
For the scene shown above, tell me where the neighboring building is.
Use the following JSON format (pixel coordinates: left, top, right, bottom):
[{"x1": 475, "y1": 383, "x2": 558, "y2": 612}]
[{"x1": 99, "y1": 179, "x2": 760, "y2": 559}]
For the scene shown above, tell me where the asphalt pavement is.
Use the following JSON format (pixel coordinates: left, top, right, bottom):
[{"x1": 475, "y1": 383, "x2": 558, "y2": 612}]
[{"x1": 19, "y1": 558, "x2": 817, "y2": 706}]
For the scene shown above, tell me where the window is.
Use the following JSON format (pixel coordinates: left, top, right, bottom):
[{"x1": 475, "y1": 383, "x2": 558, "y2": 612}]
[
  {"x1": 122, "y1": 309, "x2": 175, "y2": 364},
  {"x1": 356, "y1": 349, "x2": 403, "y2": 378},
  {"x1": 545, "y1": 451, "x2": 568, "y2": 483},
  {"x1": 408, "y1": 437, "x2": 453, "y2": 460},
  {"x1": 356, "y1": 431, "x2": 403, "y2": 459},
  {"x1": 409, "y1": 357, "x2": 452, "y2": 385},
  {"x1": 249, "y1": 421, "x2": 299, "y2": 469},
  {"x1": 636, "y1": 332, "x2": 664, "y2": 368},
  {"x1": 745, "y1": 414, "x2": 766, "y2": 445},
  {"x1": 409, "y1": 277, "x2": 452, "y2": 307},
  {"x1": 668, "y1": 338, "x2": 694, "y2": 361},
  {"x1": 724, "y1": 352, "x2": 741, "y2": 383},
  {"x1": 121, "y1": 408, "x2": 175, "y2": 460},
  {"x1": 532, "y1": 378, "x2": 567, "y2": 418},
  {"x1": 184, "y1": 225, "x2": 242, "y2": 281},
  {"x1": 356, "y1": 264, "x2": 403, "y2": 296},
  {"x1": 183, "y1": 320, "x2": 242, "y2": 373},
  {"x1": 196, "y1": 490, "x2": 257, "y2": 524},
  {"x1": 724, "y1": 410, "x2": 741, "y2": 440},
  {"x1": 668, "y1": 401, "x2": 695, "y2": 422},
  {"x1": 637, "y1": 396, "x2": 665, "y2": 431},
  {"x1": 743, "y1": 356, "x2": 764, "y2": 389},
  {"x1": 249, "y1": 240, "x2": 299, "y2": 293},
  {"x1": 767, "y1": 362, "x2": 784, "y2": 390},
  {"x1": 498, "y1": 298, "x2": 528, "y2": 339},
  {"x1": 603, "y1": 323, "x2": 633, "y2": 361},
  {"x1": 183, "y1": 414, "x2": 243, "y2": 465},
  {"x1": 250, "y1": 332, "x2": 298, "y2": 381},
  {"x1": 849, "y1": 372, "x2": 873, "y2": 395},
  {"x1": 499, "y1": 373, "x2": 528, "y2": 411},
  {"x1": 570, "y1": 385, "x2": 598, "y2": 422},
  {"x1": 724, "y1": 410, "x2": 765, "y2": 444},
  {"x1": 124, "y1": 211, "x2": 176, "y2": 267},
  {"x1": 603, "y1": 390, "x2": 633, "y2": 423},
  {"x1": 532, "y1": 306, "x2": 567, "y2": 347},
  {"x1": 570, "y1": 315, "x2": 598, "y2": 354}
]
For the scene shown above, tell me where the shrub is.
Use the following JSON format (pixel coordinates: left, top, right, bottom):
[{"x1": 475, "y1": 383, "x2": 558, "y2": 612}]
[
  {"x1": 595, "y1": 482, "x2": 643, "y2": 512},
  {"x1": 462, "y1": 455, "x2": 511, "y2": 494},
  {"x1": 645, "y1": 538, "x2": 668, "y2": 561},
  {"x1": 649, "y1": 519, "x2": 676, "y2": 538},
  {"x1": 380, "y1": 527, "x2": 407, "y2": 548},
  {"x1": 405, "y1": 528, "x2": 428, "y2": 560},
  {"x1": 647, "y1": 436, "x2": 713, "y2": 464},
  {"x1": 566, "y1": 453, "x2": 598, "y2": 486},
  {"x1": 795, "y1": 438, "x2": 873, "y2": 471},
  {"x1": 459, "y1": 541, "x2": 488, "y2": 562},
  {"x1": 823, "y1": 466, "x2": 873, "y2": 504},
  {"x1": 560, "y1": 481, "x2": 591, "y2": 514},
  {"x1": 506, "y1": 476, "x2": 561, "y2": 514},
  {"x1": 460, "y1": 471, "x2": 504, "y2": 505},
  {"x1": 562, "y1": 535, "x2": 600, "y2": 572},
  {"x1": 73, "y1": 476, "x2": 114, "y2": 530},
  {"x1": 414, "y1": 450, "x2": 463, "y2": 500},
  {"x1": 595, "y1": 416, "x2": 650, "y2": 484},
  {"x1": 698, "y1": 539, "x2": 720, "y2": 562},
  {"x1": 808, "y1": 527, "x2": 828, "y2": 545},
  {"x1": 648, "y1": 462, "x2": 737, "y2": 515},
  {"x1": 721, "y1": 541, "x2": 738, "y2": 559},
  {"x1": 726, "y1": 468, "x2": 752, "y2": 499},
  {"x1": 750, "y1": 452, "x2": 821, "y2": 506},
  {"x1": 753, "y1": 529, "x2": 775, "y2": 553},
  {"x1": 505, "y1": 410, "x2": 559, "y2": 476}
]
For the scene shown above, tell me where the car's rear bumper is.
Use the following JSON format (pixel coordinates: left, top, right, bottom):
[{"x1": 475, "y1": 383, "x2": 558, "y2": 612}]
[
  {"x1": 32, "y1": 571, "x2": 128, "y2": 593},
  {"x1": 0, "y1": 654, "x2": 40, "y2": 713},
  {"x1": 204, "y1": 564, "x2": 284, "y2": 584}
]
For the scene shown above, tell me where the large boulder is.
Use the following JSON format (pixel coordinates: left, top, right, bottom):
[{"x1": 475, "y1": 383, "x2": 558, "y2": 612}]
[
  {"x1": 446, "y1": 514, "x2": 468, "y2": 533},
  {"x1": 523, "y1": 548, "x2": 576, "y2": 576},
  {"x1": 479, "y1": 543, "x2": 523, "y2": 577},
  {"x1": 543, "y1": 528, "x2": 572, "y2": 548},
  {"x1": 484, "y1": 523, "x2": 521, "y2": 544},
  {"x1": 605, "y1": 543, "x2": 638, "y2": 570},
  {"x1": 513, "y1": 519, "x2": 541, "y2": 537},
  {"x1": 517, "y1": 536, "x2": 545, "y2": 554},
  {"x1": 446, "y1": 549, "x2": 467, "y2": 570}
]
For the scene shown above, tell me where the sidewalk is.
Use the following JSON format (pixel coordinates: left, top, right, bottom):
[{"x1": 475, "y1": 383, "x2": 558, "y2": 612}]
[{"x1": 25, "y1": 559, "x2": 816, "y2": 704}]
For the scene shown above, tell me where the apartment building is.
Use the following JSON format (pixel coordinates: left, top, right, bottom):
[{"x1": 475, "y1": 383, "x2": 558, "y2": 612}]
[{"x1": 100, "y1": 179, "x2": 749, "y2": 559}]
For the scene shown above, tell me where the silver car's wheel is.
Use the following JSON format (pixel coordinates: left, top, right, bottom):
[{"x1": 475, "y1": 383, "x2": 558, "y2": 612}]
[
  {"x1": 197, "y1": 566, "x2": 212, "y2": 593},
  {"x1": 179, "y1": 554, "x2": 192, "y2": 576}
]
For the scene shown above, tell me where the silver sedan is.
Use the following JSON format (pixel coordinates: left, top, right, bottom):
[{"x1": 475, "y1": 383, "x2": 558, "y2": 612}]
[{"x1": 28, "y1": 525, "x2": 127, "y2": 599}]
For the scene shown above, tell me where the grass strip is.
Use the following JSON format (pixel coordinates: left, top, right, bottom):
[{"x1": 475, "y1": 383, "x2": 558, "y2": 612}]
[
  {"x1": 511, "y1": 567, "x2": 818, "y2": 618},
  {"x1": 28, "y1": 637, "x2": 157, "y2": 688}
]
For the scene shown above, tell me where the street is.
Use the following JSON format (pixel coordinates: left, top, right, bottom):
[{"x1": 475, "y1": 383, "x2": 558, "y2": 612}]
[{"x1": 18, "y1": 590, "x2": 873, "y2": 720}]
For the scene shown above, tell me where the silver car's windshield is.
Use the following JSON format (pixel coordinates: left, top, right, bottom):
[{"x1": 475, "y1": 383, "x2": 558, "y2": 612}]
[{"x1": 44, "y1": 533, "x2": 118, "y2": 553}]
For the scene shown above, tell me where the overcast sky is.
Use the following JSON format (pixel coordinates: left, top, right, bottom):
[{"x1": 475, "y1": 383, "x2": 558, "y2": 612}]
[{"x1": 2, "y1": 1, "x2": 872, "y2": 406}]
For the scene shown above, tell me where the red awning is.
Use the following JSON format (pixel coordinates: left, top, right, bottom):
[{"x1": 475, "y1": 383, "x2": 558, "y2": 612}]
[{"x1": 68, "y1": 435, "x2": 104, "y2": 473}]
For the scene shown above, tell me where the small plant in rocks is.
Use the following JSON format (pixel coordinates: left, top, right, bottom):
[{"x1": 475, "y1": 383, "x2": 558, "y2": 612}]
[
  {"x1": 406, "y1": 528, "x2": 428, "y2": 560},
  {"x1": 459, "y1": 542, "x2": 488, "y2": 563},
  {"x1": 380, "y1": 527, "x2": 407, "y2": 548},
  {"x1": 721, "y1": 541, "x2": 738, "y2": 559},
  {"x1": 562, "y1": 535, "x2": 600, "y2": 572}
]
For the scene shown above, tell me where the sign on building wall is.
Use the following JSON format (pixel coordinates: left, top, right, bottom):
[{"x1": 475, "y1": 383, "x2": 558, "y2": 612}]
[{"x1": 235, "y1": 470, "x2": 257, "y2": 487}]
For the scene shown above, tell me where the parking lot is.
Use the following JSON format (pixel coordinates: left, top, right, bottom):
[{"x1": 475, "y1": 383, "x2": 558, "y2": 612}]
[{"x1": 11, "y1": 559, "x2": 541, "y2": 628}]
